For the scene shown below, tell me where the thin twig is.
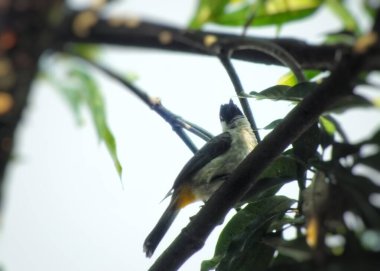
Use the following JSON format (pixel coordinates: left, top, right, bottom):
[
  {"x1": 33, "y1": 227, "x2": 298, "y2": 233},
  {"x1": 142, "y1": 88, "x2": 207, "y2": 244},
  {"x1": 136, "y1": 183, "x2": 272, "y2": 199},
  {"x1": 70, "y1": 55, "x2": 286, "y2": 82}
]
[
  {"x1": 218, "y1": 37, "x2": 307, "y2": 142},
  {"x1": 65, "y1": 50, "x2": 214, "y2": 153},
  {"x1": 219, "y1": 53, "x2": 261, "y2": 142}
]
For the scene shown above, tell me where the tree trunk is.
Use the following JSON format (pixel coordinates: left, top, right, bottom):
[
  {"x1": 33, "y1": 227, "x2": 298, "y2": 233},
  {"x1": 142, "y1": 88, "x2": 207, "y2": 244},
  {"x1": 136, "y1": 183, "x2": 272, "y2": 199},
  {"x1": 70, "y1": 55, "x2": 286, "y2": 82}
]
[{"x1": 0, "y1": 0, "x2": 64, "y2": 210}]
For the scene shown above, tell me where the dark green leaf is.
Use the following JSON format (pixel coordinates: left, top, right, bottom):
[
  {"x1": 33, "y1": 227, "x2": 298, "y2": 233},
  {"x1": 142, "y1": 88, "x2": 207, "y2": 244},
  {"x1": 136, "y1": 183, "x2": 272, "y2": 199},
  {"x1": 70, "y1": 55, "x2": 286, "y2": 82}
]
[
  {"x1": 250, "y1": 85, "x2": 291, "y2": 100},
  {"x1": 205, "y1": 196, "x2": 295, "y2": 270},
  {"x1": 201, "y1": 255, "x2": 222, "y2": 271},
  {"x1": 263, "y1": 119, "x2": 282, "y2": 130},
  {"x1": 264, "y1": 237, "x2": 312, "y2": 262},
  {"x1": 335, "y1": 165, "x2": 380, "y2": 227},
  {"x1": 293, "y1": 122, "x2": 320, "y2": 164},
  {"x1": 250, "y1": 82, "x2": 318, "y2": 102},
  {"x1": 241, "y1": 177, "x2": 295, "y2": 205},
  {"x1": 260, "y1": 154, "x2": 299, "y2": 180},
  {"x1": 332, "y1": 142, "x2": 360, "y2": 160},
  {"x1": 358, "y1": 153, "x2": 380, "y2": 171},
  {"x1": 328, "y1": 94, "x2": 373, "y2": 113},
  {"x1": 216, "y1": 196, "x2": 296, "y2": 271},
  {"x1": 366, "y1": 129, "x2": 380, "y2": 145},
  {"x1": 285, "y1": 82, "x2": 318, "y2": 100}
]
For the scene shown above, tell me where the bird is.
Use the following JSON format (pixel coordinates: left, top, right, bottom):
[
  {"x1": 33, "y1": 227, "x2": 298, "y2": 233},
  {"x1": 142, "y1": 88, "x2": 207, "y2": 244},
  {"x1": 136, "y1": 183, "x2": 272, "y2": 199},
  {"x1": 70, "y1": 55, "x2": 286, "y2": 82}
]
[{"x1": 143, "y1": 99, "x2": 258, "y2": 257}]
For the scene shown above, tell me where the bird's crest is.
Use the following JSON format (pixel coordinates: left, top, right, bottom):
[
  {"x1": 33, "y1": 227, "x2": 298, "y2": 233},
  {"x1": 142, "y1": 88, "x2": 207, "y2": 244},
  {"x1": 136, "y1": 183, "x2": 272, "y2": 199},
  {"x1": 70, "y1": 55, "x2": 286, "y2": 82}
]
[{"x1": 220, "y1": 99, "x2": 243, "y2": 124}]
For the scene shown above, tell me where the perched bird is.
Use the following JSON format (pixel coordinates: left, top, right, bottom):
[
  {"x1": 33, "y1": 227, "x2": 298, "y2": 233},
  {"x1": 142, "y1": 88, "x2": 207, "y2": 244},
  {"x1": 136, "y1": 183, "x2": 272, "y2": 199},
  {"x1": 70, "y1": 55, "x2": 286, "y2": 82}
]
[{"x1": 143, "y1": 100, "x2": 258, "y2": 257}]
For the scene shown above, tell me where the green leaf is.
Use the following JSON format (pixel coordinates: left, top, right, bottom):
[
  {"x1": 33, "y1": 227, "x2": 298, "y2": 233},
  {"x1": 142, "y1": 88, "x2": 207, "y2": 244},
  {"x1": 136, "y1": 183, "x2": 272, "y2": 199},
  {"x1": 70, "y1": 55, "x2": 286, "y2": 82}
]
[
  {"x1": 263, "y1": 119, "x2": 282, "y2": 130},
  {"x1": 319, "y1": 116, "x2": 336, "y2": 136},
  {"x1": 358, "y1": 153, "x2": 380, "y2": 171},
  {"x1": 69, "y1": 44, "x2": 101, "y2": 61},
  {"x1": 217, "y1": 196, "x2": 296, "y2": 271},
  {"x1": 242, "y1": 177, "x2": 295, "y2": 204},
  {"x1": 332, "y1": 142, "x2": 360, "y2": 160},
  {"x1": 265, "y1": 237, "x2": 312, "y2": 262},
  {"x1": 204, "y1": 196, "x2": 295, "y2": 270},
  {"x1": 189, "y1": 0, "x2": 230, "y2": 29},
  {"x1": 260, "y1": 154, "x2": 299, "y2": 180},
  {"x1": 336, "y1": 166, "x2": 380, "y2": 227},
  {"x1": 201, "y1": 255, "x2": 222, "y2": 271},
  {"x1": 292, "y1": 122, "x2": 320, "y2": 164},
  {"x1": 277, "y1": 72, "x2": 298, "y2": 86},
  {"x1": 218, "y1": 0, "x2": 322, "y2": 27},
  {"x1": 277, "y1": 70, "x2": 320, "y2": 86},
  {"x1": 189, "y1": 0, "x2": 323, "y2": 29},
  {"x1": 250, "y1": 82, "x2": 318, "y2": 102},
  {"x1": 70, "y1": 69, "x2": 123, "y2": 177},
  {"x1": 319, "y1": 116, "x2": 336, "y2": 149},
  {"x1": 326, "y1": 0, "x2": 360, "y2": 33},
  {"x1": 250, "y1": 85, "x2": 291, "y2": 100},
  {"x1": 328, "y1": 94, "x2": 373, "y2": 113}
]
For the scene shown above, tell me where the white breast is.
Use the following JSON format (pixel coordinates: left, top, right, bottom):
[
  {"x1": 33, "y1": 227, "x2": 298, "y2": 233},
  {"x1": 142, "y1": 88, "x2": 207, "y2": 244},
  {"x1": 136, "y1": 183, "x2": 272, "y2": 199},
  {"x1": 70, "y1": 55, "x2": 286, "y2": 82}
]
[{"x1": 191, "y1": 122, "x2": 257, "y2": 201}]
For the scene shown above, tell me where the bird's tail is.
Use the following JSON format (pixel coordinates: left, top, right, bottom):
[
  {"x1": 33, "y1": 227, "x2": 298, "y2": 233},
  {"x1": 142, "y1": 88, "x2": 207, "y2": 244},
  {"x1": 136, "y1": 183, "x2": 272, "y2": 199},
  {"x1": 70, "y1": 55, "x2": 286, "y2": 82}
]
[{"x1": 143, "y1": 201, "x2": 179, "y2": 257}]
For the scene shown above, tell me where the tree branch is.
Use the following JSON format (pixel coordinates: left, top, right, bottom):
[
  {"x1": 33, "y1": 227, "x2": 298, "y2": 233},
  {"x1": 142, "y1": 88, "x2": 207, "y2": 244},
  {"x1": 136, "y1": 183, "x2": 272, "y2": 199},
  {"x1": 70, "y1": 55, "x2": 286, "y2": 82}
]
[
  {"x1": 56, "y1": 10, "x2": 370, "y2": 71},
  {"x1": 218, "y1": 38, "x2": 306, "y2": 142},
  {"x1": 222, "y1": 40, "x2": 306, "y2": 83},
  {"x1": 148, "y1": 46, "x2": 371, "y2": 271},
  {"x1": 66, "y1": 51, "x2": 214, "y2": 153},
  {"x1": 0, "y1": 0, "x2": 65, "y2": 209},
  {"x1": 219, "y1": 54, "x2": 261, "y2": 142}
]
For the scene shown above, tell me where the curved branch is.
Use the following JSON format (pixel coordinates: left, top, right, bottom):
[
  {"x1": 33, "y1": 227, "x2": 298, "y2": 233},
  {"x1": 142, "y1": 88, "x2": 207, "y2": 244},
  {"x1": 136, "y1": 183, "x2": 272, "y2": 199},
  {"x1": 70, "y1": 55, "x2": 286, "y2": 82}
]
[
  {"x1": 57, "y1": 11, "x2": 359, "y2": 70},
  {"x1": 223, "y1": 40, "x2": 307, "y2": 83},
  {"x1": 66, "y1": 51, "x2": 214, "y2": 153},
  {"x1": 148, "y1": 45, "x2": 371, "y2": 271}
]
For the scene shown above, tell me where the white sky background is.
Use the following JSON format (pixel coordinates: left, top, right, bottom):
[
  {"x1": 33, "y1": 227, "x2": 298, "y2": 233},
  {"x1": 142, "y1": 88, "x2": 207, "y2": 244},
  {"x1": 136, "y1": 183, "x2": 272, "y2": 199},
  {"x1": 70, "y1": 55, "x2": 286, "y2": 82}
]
[{"x1": 0, "y1": 0, "x2": 380, "y2": 271}]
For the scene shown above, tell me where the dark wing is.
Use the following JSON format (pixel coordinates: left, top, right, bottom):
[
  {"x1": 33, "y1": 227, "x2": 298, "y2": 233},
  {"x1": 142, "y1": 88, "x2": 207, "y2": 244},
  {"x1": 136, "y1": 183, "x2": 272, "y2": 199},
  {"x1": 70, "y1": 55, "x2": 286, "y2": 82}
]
[{"x1": 172, "y1": 132, "x2": 232, "y2": 190}]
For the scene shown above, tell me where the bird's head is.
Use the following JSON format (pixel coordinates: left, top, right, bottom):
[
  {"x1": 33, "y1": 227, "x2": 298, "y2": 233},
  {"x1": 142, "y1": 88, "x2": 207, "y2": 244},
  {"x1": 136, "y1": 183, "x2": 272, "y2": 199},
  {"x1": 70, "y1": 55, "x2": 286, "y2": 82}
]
[{"x1": 219, "y1": 100, "x2": 245, "y2": 131}]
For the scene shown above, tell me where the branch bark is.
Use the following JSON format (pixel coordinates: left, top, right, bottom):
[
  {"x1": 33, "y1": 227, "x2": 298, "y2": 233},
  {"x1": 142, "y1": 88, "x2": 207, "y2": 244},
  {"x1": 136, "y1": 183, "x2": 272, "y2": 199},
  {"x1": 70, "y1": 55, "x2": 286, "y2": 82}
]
[
  {"x1": 148, "y1": 47, "x2": 372, "y2": 271},
  {"x1": 0, "y1": 0, "x2": 65, "y2": 209},
  {"x1": 66, "y1": 51, "x2": 214, "y2": 153},
  {"x1": 57, "y1": 11, "x2": 365, "y2": 70}
]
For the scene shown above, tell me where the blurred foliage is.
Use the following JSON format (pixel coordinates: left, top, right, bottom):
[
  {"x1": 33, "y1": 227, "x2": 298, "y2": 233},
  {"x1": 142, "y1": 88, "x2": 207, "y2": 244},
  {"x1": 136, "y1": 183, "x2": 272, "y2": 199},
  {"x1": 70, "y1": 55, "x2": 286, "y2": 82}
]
[
  {"x1": 42, "y1": 56, "x2": 123, "y2": 178},
  {"x1": 190, "y1": 0, "x2": 324, "y2": 29}
]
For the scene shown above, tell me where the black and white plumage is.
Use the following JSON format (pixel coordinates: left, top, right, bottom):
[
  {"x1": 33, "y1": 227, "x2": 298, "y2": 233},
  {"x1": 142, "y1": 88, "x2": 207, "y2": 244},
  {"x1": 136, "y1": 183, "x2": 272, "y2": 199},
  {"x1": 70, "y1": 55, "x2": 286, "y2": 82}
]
[{"x1": 143, "y1": 100, "x2": 257, "y2": 257}]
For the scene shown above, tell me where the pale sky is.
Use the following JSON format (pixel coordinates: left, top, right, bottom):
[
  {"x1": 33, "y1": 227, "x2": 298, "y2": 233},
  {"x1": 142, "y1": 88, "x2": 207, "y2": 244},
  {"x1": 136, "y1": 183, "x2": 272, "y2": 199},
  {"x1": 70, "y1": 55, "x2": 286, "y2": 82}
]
[{"x1": 0, "y1": 1, "x2": 379, "y2": 271}]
